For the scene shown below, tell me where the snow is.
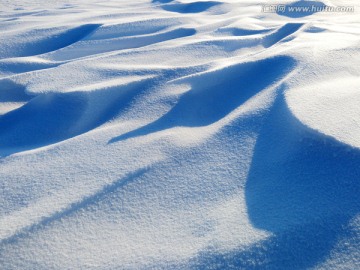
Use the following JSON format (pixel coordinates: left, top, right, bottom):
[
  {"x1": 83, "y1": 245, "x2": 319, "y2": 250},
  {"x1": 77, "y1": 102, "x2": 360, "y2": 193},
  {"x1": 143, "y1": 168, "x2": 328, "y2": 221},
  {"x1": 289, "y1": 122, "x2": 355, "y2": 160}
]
[{"x1": 0, "y1": 0, "x2": 359, "y2": 269}]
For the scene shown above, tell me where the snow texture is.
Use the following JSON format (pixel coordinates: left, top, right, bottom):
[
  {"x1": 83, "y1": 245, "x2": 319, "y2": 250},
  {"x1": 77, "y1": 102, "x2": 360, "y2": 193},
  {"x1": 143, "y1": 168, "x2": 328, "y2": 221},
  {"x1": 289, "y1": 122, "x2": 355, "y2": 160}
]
[{"x1": 0, "y1": 0, "x2": 359, "y2": 269}]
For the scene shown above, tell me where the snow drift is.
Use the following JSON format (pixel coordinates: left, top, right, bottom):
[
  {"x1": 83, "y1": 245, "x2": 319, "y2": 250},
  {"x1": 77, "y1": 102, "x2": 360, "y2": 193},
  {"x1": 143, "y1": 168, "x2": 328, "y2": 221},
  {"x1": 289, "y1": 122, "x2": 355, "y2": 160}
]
[{"x1": 0, "y1": 0, "x2": 359, "y2": 269}]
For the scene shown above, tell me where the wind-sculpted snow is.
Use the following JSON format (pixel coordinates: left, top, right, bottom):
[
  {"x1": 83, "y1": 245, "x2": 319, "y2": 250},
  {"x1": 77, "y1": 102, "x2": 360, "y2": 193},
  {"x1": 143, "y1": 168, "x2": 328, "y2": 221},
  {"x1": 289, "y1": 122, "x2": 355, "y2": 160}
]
[
  {"x1": 0, "y1": 0, "x2": 359, "y2": 269},
  {"x1": 159, "y1": 1, "x2": 223, "y2": 14},
  {"x1": 110, "y1": 56, "x2": 296, "y2": 142},
  {"x1": 0, "y1": 24, "x2": 100, "y2": 59}
]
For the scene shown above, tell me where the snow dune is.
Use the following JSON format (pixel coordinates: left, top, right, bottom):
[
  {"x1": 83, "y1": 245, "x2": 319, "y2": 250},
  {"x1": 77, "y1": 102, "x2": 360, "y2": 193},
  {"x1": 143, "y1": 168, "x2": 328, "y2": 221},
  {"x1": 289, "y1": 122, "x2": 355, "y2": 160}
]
[{"x1": 0, "y1": 0, "x2": 359, "y2": 269}]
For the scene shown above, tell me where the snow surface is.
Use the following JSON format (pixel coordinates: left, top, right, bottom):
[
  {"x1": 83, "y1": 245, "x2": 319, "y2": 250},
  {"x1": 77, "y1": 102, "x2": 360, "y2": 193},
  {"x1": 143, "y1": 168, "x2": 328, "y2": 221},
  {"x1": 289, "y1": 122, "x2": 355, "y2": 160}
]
[{"x1": 0, "y1": 0, "x2": 359, "y2": 269}]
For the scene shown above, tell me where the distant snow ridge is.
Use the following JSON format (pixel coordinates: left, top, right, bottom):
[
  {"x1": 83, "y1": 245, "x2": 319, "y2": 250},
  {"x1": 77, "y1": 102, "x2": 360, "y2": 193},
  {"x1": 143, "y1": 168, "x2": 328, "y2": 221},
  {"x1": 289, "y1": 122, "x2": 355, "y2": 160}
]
[{"x1": 0, "y1": 0, "x2": 359, "y2": 269}]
